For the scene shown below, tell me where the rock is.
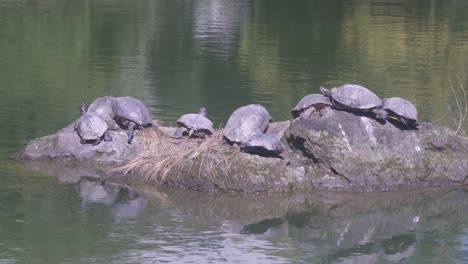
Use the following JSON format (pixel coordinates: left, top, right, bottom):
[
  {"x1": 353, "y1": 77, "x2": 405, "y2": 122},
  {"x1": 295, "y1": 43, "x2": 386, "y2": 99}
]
[
  {"x1": 14, "y1": 120, "x2": 140, "y2": 164},
  {"x1": 289, "y1": 110, "x2": 468, "y2": 192},
  {"x1": 13, "y1": 114, "x2": 468, "y2": 193},
  {"x1": 108, "y1": 149, "x2": 309, "y2": 193},
  {"x1": 265, "y1": 121, "x2": 290, "y2": 139}
]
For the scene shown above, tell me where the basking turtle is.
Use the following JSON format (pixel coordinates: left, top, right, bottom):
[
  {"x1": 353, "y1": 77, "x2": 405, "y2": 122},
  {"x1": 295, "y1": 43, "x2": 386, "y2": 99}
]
[
  {"x1": 320, "y1": 84, "x2": 387, "y2": 120},
  {"x1": 223, "y1": 104, "x2": 271, "y2": 145},
  {"x1": 87, "y1": 96, "x2": 118, "y2": 130},
  {"x1": 291, "y1": 94, "x2": 332, "y2": 119},
  {"x1": 112, "y1": 96, "x2": 153, "y2": 144},
  {"x1": 172, "y1": 107, "x2": 215, "y2": 139},
  {"x1": 382, "y1": 97, "x2": 419, "y2": 128},
  {"x1": 241, "y1": 134, "x2": 285, "y2": 157},
  {"x1": 74, "y1": 112, "x2": 111, "y2": 145}
]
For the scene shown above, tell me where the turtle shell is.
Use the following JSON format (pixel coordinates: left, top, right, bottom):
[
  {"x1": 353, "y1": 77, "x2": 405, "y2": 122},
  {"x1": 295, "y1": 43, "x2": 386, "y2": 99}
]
[
  {"x1": 223, "y1": 104, "x2": 271, "y2": 144},
  {"x1": 112, "y1": 96, "x2": 152, "y2": 127},
  {"x1": 75, "y1": 113, "x2": 108, "y2": 140},
  {"x1": 87, "y1": 96, "x2": 118, "y2": 129},
  {"x1": 291, "y1": 94, "x2": 332, "y2": 118},
  {"x1": 330, "y1": 84, "x2": 382, "y2": 110},
  {"x1": 242, "y1": 134, "x2": 285, "y2": 156},
  {"x1": 176, "y1": 113, "x2": 215, "y2": 135},
  {"x1": 383, "y1": 97, "x2": 418, "y2": 121}
]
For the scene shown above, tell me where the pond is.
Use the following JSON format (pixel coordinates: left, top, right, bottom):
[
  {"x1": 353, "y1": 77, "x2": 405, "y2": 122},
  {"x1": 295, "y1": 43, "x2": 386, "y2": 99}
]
[{"x1": 0, "y1": 0, "x2": 467, "y2": 263}]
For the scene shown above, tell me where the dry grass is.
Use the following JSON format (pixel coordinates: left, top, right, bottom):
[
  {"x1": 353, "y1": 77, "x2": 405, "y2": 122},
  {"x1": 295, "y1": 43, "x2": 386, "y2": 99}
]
[
  {"x1": 448, "y1": 74, "x2": 467, "y2": 137},
  {"x1": 111, "y1": 126, "x2": 237, "y2": 183}
]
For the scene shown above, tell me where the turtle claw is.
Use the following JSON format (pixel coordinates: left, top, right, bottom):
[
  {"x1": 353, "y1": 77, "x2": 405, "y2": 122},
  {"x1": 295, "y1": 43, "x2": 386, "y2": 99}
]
[
  {"x1": 127, "y1": 122, "x2": 136, "y2": 145},
  {"x1": 188, "y1": 128, "x2": 195, "y2": 138},
  {"x1": 92, "y1": 137, "x2": 102, "y2": 146},
  {"x1": 104, "y1": 130, "x2": 112, "y2": 142}
]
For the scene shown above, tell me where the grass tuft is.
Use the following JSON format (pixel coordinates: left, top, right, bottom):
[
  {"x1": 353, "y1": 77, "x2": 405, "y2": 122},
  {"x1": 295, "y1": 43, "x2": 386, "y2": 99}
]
[
  {"x1": 448, "y1": 74, "x2": 467, "y2": 137},
  {"x1": 110, "y1": 126, "x2": 237, "y2": 183}
]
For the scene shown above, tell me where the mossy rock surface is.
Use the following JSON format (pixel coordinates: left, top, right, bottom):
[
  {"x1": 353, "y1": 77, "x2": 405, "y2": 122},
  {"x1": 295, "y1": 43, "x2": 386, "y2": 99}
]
[{"x1": 289, "y1": 111, "x2": 468, "y2": 192}]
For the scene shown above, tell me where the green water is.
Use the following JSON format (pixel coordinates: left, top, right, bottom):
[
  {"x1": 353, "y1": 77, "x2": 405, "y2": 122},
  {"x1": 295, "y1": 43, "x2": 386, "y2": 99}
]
[{"x1": 0, "y1": 0, "x2": 467, "y2": 263}]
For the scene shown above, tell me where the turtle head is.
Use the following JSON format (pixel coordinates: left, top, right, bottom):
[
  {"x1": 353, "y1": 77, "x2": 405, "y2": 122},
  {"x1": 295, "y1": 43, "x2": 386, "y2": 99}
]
[
  {"x1": 80, "y1": 102, "x2": 87, "y2": 116},
  {"x1": 320, "y1": 86, "x2": 331, "y2": 97},
  {"x1": 199, "y1": 107, "x2": 207, "y2": 116}
]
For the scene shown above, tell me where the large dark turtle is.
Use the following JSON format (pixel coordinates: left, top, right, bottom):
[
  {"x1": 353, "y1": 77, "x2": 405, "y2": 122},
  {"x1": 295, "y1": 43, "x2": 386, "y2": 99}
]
[
  {"x1": 74, "y1": 111, "x2": 111, "y2": 145},
  {"x1": 223, "y1": 104, "x2": 271, "y2": 145},
  {"x1": 320, "y1": 84, "x2": 387, "y2": 120},
  {"x1": 86, "y1": 96, "x2": 119, "y2": 130},
  {"x1": 172, "y1": 107, "x2": 215, "y2": 139},
  {"x1": 241, "y1": 134, "x2": 285, "y2": 157},
  {"x1": 291, "y1": 94, "x2": 332, "y2": 119},
  {"x1": 112, "y1": 96, "x2": 153, "y2": 144},
  {"x1": 382, "y1": 97, "x2": 419, "y2": 128}
]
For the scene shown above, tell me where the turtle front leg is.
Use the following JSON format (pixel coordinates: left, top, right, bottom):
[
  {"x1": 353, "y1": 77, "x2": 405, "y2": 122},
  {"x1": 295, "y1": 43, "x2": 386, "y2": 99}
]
[
  {"x1": 127, "y1": 122, "x2": 136, "y2": 144},
  {"x1": 188, "y1": 128, "x2": 195, "y2": 138},
  {"x1": 103, "y1": 130, "x2": 112, "y2": 142},
  {"x1": 300, "y1": 107, "x2": 314, "y2": 119},
  {"x1": 372, "y1": 108, "x2": 388, "y2": 121}
]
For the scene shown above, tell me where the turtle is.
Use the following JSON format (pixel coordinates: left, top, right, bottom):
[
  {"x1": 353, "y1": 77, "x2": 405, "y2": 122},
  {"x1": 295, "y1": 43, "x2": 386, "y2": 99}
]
[
  {"x1": 74, "y1": 112, "x2": 111, "y2": 145},
  {"x1": 171, "y1": 107, "x2": 215, "y2": 139},
  {"x1": 241, "y1": 134, "x2": 285, "y2": 157},
  {"x1": 86, "y1": 96, "x2": 119, "y2": 130},
  {"x1": 223, "y1": 104, "x2": 271, "y2": 145},
  {"x1": 382, "y1": 97, "x2": 419, "y2": 128},
  {"x1": 111, "y1": 96, "x2": 153, "y2": 144},
  {"x1": 320, "y1": 84, "x2": 387, "y2": 120},
  {"x1": 291, "y1": 94, "x2": 332, "y2": 119}
]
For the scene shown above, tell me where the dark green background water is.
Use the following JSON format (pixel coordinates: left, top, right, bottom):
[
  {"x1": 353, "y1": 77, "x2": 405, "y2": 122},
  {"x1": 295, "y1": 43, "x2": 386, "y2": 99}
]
[{"x1": 0, "y1": 0, "x2": 467, "y2": 263}]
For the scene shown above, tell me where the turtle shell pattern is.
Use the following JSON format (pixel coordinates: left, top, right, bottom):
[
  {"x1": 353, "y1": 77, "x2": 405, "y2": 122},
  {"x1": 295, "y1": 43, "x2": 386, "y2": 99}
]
[
  {"x1": 330, "y1": 84, "x2": 382, "y2": 110},
  {"x1": 383, "y1": 97, "x2": 418, "y2": 121},
  {"x1": 112, "y1": 96, "x2": 152, "y2": 127},
  {"x1": 176, "y1": 113, "x2": 215, "y2": 135},
  {"x1": 291, "y1": 94, "x2": 332, "y2": 118},
  {"x1": 87, "y1": 96, "x2": 118, "y2": 129},
  {"x1": 243, "y1": 134, "x2": 285, "y2": 156},
  {"x1": 75, "y1": 113, "x2": 108, "y2": 140},
  {"x1": 223, "y1": 104, "x2": 271, "y2": 144}
]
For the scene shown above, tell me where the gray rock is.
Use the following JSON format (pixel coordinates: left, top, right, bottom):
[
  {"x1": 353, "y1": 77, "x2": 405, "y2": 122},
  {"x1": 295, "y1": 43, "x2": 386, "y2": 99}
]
[
  {"x1": 14, "y1": 114, "x2": 468, "y2": 193},
  {"x1": 14, "y1": 120, "x2": 140, "y2": 164},
  {"x1": 289, "y1": 110, "x2": 468, "y2": 192}
]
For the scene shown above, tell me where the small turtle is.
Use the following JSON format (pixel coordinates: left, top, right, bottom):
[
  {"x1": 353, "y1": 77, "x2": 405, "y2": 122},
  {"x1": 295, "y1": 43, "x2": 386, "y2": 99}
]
[
  {"x1": 291, "y1": 94, "x2": 332, "y2": 119},
  {"x1": 241, "y1": 134, "x2": 285, "y2": 157},
  {"x1": 382, "y1": 97, "x2": 419, "y2": 128},
  {"x1": 320, "y1": 84, "x2": 387, "y2": 120},
  {"x1": 74, "y1": 112, "x2": 111, "y2": 145},
  {"x1": 172, "y1": 107, "x2": 215, "y2": 139},
  {"x1": 112, "y1": 96, "x2": 153, "y2": 144},
  {"x1": 223, "y1": 104, "x2": 271, "y2": 145},
  {"x1": 86, "y1": 96, "x2": 119, "y2": 130}
]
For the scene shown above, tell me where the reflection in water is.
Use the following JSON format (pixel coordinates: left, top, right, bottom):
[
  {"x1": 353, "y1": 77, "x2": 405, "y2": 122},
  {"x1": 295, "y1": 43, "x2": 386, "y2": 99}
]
[
  {"x1": 193, "y1": 0, "x2": 249, "y2": 59},
  {"x1": 77, "y1": 177, "x2": 148, "y2": 219},
  {"x1": 156, "y1": 187, "x2": 468, "y2": 263},
  {"x1": 240, "y1": 217, "x2": 284, "y2": 235},
  {"x1": 70, "y1": 177, "x2": 468, "y2": 263}
]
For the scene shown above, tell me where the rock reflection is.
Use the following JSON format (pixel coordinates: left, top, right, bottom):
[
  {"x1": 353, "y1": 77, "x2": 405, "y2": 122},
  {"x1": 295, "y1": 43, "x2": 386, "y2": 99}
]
[
  {"x1": 151, "y1": 187, "x2": 468, "y2": 262},
  {"x1": 76, "y1": 177, "x2": 148, "y2": 219}
]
